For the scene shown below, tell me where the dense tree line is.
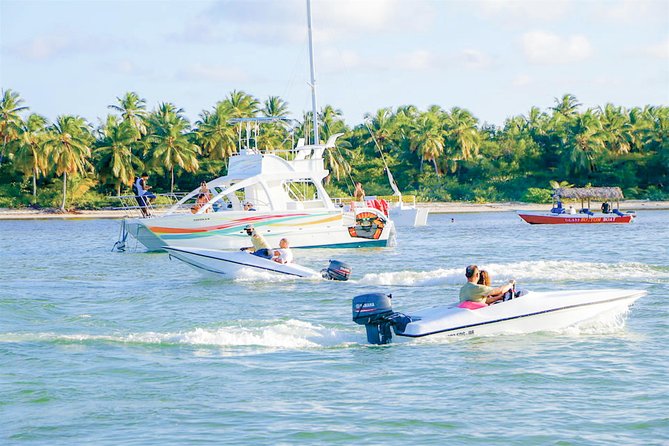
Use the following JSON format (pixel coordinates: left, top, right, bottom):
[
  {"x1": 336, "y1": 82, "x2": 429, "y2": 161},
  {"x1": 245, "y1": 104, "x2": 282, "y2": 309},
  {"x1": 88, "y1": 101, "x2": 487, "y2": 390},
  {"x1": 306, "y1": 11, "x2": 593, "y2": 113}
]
[{"x1": 0, "y1": 89, "x2": 666, "y2": 210}]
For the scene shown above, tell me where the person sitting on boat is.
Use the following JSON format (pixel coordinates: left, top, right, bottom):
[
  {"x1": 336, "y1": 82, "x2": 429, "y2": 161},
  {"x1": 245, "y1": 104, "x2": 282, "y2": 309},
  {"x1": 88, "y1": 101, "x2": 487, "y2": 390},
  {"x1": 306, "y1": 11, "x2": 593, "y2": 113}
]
[
  {"x1": 353, "y1": 182, "x2": 365, "y2": 202},
  {"x1": 272, "y1": 238, "x2": 293, "y2": 264},
  {"x1": 243, "y1": 202, "x2": 256, "y2": 211},
  {"x1": 568, "y1": 205, "x2": 577, "y2": 214},
  {"x1": 601, "y1": 201, "x2": 611, "y2": 214},
  {"x1": 478, "y1": 269, "x2": 519, "y2": 301},
  {"x1": 460, "y1": 265, "x2": 515, "y2": 305},
  {"x1": 241, "y1": 224, "x2": 273, "y2": 259}
]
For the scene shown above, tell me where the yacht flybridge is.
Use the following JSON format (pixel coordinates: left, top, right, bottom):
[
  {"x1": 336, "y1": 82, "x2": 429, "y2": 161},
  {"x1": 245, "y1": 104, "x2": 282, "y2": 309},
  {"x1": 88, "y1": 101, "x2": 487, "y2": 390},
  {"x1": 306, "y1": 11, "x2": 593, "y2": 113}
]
[{"x1": 120, "y1": 119, "x2": 395, "y2": 252}]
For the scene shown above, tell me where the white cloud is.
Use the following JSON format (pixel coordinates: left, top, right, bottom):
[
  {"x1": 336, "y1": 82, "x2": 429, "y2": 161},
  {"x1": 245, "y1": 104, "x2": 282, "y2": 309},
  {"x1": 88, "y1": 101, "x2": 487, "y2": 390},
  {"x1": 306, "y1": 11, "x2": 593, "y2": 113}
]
[
  {"x1": 320, "y1": 46, "x2": 495, "y2": 74},
  {"x1": 521, "y1": 31, "x2": 593, "y2": 64},
  {"x1": 597, "y1": 0, "x2": 668, "y2": 23},
  {"x1": 195, "y1": 0, "x2": 435, "y2": 45},
  {"x1": 320, "y1": 48, "x2": 437, "y2": 73},
  {"x1": 479, "y1": 0, "x2": 571, "y2": 22},
  {"x1": 13, "y1": 34, "x2": 72, "y2": 60},
  {"x1": 458, "y1": 49, "x2": 493, "y2": 70},
  {"x1": 512, "y1": 74, "x2": 532, "y2": 87},
  {"x1": 177, "y1": 63, "x2": 248, "y2": 83},
  {"x1": 645, "y1": 38, "x2": 669, "y2": 59},
  {"x1": 10, "y1": 32, "x2": 125, "y2": 61}
]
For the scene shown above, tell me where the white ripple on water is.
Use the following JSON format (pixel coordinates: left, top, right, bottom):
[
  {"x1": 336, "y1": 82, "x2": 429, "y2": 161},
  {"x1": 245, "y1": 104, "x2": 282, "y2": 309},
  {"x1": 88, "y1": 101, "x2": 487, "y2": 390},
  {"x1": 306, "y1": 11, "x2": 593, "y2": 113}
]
[
  {"x1": 358, "y1": 260, "x2": 669, "y2": 286},
  {"x1": 0, "y1": 319, "x2": 360, "y2": 350},
  {"x1": 0, "y1": 309, "x2": 637, "y2": 352}
]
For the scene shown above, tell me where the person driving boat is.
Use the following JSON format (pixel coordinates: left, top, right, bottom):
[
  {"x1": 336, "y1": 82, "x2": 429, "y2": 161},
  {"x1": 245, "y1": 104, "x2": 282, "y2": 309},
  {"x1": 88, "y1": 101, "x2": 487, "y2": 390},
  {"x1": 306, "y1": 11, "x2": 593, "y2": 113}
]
[
  {"x1": 460, "y1": 265, "x2": 515, "y2": 305},
  {"x1": 241, "y1": 224, "x2": 273, "y2": 259}
]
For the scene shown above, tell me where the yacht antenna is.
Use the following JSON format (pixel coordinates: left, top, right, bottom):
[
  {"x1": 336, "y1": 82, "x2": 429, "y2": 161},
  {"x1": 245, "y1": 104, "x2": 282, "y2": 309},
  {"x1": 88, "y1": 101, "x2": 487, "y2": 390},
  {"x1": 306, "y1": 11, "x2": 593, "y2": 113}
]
[{"x1": 306, "y1": 0, "x2": 320, "y2": 145}]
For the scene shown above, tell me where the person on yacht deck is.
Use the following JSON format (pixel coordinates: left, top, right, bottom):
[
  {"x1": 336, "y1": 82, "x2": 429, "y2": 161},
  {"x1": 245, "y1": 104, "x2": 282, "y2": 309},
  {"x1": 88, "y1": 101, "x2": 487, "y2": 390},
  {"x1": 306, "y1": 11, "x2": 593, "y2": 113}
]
[
  {"x1": 272, "y1": 238, "x2": 293, "y2": 264},
  {"x1": 460, "y1": 265, "x2": 515, "y2": 305},
  {"x1": 241, "y1": 224, "x2": 273, "y2": 259},
  {"x1": 353, "y1": 182, "x2": 365, "y2": 202}
]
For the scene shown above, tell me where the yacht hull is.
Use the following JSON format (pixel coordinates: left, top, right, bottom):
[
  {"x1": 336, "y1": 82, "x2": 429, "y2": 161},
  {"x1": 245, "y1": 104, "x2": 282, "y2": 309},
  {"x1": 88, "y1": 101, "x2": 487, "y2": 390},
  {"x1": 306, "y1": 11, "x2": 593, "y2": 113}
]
[{"x1": 125, "y1": 209, "x2": 394, "y2": 252}]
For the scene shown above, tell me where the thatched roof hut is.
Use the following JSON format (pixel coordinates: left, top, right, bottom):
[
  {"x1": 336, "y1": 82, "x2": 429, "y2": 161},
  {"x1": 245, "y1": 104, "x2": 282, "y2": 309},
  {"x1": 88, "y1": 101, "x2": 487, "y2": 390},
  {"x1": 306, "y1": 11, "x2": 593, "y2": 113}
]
[{"x1": 554, "y1": 187, "x2": 624, "y2": 200}]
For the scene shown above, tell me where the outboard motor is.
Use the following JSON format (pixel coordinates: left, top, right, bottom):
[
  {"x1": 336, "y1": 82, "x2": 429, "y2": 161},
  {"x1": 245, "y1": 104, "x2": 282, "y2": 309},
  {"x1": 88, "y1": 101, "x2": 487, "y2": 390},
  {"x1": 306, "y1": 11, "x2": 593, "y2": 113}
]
[
  {"x1": 322, "y1": 260, "x2": 351, "y2": 281},
  {"x1": 352, "y1": 293, "x2": 395, "y2": 344}
]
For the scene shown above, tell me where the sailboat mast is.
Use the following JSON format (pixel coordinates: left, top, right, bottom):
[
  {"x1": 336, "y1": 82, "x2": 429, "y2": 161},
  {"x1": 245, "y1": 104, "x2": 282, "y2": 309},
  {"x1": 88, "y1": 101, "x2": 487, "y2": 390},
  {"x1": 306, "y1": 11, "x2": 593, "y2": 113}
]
[{"x1": 306, "y1": 0, "x2": 320, "y2": 145}]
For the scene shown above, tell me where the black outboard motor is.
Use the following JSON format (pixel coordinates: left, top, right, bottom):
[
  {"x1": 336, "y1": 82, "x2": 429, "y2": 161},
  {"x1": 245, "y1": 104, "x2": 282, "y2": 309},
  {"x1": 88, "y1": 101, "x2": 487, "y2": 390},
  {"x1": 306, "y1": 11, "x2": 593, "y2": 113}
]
[
  {"x1": 322, "y1": 260, "x2": 351, "y2": 281},
  {"x1": 352, "y1": 293, "x2": 395, "y2": 344}
]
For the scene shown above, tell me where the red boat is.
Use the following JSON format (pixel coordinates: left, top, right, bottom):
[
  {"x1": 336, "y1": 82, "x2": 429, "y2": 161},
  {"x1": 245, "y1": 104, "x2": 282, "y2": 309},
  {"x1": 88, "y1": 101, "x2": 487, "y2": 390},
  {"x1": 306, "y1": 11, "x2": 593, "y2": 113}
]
[
  {"x1": 518, "y1": 211, "x2": 634, "y2": 224},
  {"x1": 518, "y1": 186, "x2": 636, "y2": 225}
]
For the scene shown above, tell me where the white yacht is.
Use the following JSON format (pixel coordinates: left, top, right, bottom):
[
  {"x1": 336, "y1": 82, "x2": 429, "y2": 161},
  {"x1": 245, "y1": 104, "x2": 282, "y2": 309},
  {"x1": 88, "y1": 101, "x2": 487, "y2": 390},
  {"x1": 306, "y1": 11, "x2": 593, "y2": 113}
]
[{"x1": 121, "y1": 124, "x2": 395, "y2": 252}]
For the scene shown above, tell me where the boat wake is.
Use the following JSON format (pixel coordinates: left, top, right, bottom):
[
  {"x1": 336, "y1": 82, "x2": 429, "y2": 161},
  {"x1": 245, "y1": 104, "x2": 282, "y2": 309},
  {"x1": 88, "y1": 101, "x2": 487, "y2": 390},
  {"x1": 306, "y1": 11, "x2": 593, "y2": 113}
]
[
  {"x1": 0, "y1": 320, "x2": 360, "y2": 351},
  {"x1": 358, "y1": 260, "x2": 668, "y2": 286},
  {"x1": 0, "y1": 306, "x2": 637, "y2": 352}
]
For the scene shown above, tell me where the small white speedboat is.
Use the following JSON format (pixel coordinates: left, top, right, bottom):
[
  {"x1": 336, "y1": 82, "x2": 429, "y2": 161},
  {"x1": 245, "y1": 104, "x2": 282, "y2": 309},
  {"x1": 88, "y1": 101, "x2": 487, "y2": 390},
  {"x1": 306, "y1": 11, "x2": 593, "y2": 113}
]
[
  {"x1": 352, "y1": 288, "x2": 646, "y2": 344},
  {"x1": 164, "y1": 246, "x2": 351, "y2": 280}
]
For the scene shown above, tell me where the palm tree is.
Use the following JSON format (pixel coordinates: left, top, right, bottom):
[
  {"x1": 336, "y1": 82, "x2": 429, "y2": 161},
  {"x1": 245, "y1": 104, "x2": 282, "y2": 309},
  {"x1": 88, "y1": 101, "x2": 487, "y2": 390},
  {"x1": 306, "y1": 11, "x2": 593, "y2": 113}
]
[
  {"x1": 108, "y1": 91, "x2": 148, "y2": 138},
  {"x1": 316, "y1": 105, "x2": 350, "y2": 182},
  {"x1": 563, "y1": 110, "x2": 606, "y2": 175},
  {"x1": 44, "y1": 115, "x2": 94, "y2": 211},
  {"x1": 410, "y1": 111, "x2": 445, "y2": 174},
  {"x1": 444, "y1": 107, "x2": 481, "y2": 162},
  {"x1": 596, "y1": 104, "x2": 633, "y2": 155},
  {"x1": 551, "y1": 94, "x2": 582, "y2": 120},
  {"x1": 146, "y1": 103, "x2": 199, "y2": 193},
  {"x1": 195, "y1": 102, "x2": 238, "y2": 160},
  {"x1": 262, "y1": 96, "x2": 289, "y2": 118},
  {"x1": 363, "y1": 108, "x2": 395, "y2": 148},
  {"x1": 13, "y1": 114, "x2": 49, "y2": 202},
  {"x1": 94, "y1": 115, "x2": 143, "y2": 196},
  {"x1": 223, "y1": 90, "x2": 259, "y2": 118},
  {"x1": 0, "y1": 89, "x2": 29, "y2": 165}
]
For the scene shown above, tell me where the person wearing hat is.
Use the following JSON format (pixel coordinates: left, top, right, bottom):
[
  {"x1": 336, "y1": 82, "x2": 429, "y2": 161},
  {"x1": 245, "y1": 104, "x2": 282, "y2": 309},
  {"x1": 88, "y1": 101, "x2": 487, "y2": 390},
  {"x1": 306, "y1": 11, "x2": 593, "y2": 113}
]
[
  {"x1": 459, "y1": 264, "x2": 515, "y2": 305},
  {"x1": 241, "y1": 224, "x2": 273, "y2": 259}
]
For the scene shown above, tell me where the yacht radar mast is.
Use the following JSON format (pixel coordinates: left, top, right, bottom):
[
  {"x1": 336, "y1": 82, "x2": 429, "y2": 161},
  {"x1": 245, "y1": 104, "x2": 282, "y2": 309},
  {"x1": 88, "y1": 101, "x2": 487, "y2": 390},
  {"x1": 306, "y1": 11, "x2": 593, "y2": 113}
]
[{"x1": 306, "y1": 0, "x2": 319, "y2": 145}]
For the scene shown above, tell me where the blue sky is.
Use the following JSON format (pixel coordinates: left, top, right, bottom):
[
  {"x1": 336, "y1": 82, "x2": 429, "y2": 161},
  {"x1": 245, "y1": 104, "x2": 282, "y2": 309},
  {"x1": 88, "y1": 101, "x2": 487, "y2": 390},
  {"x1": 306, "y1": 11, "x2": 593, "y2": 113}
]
[{"x1": 1, "y1": 0, "x2": 667, "y2": 128}]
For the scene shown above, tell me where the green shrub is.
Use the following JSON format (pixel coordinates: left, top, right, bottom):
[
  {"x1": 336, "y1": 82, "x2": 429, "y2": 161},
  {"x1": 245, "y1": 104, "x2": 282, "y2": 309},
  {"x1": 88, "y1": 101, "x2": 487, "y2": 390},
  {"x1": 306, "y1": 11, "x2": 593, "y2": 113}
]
[
  {"x1": 643, "y1": 186, "x2": 668, "y2": 201},
  {"x1": 523, "y1": 187, "x2": 553, "y2": 203}
]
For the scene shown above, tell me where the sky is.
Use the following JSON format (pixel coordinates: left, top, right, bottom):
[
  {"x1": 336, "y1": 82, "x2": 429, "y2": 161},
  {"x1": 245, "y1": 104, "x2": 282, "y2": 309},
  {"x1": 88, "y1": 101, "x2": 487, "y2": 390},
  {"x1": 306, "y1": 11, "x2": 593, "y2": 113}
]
[{"x1": 1, "y1": 0, "x2": 668, "y2": 128}]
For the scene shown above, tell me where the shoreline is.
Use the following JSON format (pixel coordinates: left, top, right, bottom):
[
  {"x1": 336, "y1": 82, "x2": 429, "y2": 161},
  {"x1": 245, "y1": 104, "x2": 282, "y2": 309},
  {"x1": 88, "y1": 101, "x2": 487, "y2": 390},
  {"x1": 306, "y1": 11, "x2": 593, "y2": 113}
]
[{"x1": 0, "y1": 200, "x2": 667, "y2": 220}]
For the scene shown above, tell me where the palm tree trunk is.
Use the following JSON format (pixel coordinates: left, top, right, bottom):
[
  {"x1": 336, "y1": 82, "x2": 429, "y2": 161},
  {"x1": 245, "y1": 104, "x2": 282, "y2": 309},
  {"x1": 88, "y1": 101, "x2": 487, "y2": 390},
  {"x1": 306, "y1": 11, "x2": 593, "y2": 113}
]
[
  {"x1": 116, "y1": 182, "x2": 121, "y2": 197},
  {"x1": 432, "y1": 158, "x2": 441, "y2": 175},
  {"x1": 171, "y1": 167, "x2": 174, "y2": 194},
  {"x1": 0, "y1": 137, "x2": 7, "y2": 165},
  {"x1": 32, "y1": 167, "x2": 37, "y2": 203},
  {"x1": 61, "y1": 172, "x2": 67, "y2": 211}
]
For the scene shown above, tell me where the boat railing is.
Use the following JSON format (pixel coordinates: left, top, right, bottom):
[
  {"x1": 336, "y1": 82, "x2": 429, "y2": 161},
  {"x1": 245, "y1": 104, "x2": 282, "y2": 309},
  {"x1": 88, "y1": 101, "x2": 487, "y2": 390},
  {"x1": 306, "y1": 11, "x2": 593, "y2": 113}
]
[
  {"x1": 112, "y1": 192, "x2": 188, "y2": 218},
  {"x1": 333, "y1": 195, "x2": 417, "y2": 207}
]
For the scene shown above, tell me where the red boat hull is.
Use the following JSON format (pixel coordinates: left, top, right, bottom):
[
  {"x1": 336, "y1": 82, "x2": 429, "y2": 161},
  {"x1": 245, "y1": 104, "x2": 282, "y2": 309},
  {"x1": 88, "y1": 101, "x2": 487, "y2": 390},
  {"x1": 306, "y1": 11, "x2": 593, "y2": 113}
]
[{"x1": 518, "y1": 213, "x2": 634, "y2": 224}]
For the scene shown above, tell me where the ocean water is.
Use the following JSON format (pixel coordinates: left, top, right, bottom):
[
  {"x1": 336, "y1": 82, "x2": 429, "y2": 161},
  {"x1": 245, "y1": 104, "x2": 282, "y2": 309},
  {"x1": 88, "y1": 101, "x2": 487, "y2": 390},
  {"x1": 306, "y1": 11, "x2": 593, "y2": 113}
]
[{"x1": 1, "y1": 211, "x2": 668, "y2": 445}]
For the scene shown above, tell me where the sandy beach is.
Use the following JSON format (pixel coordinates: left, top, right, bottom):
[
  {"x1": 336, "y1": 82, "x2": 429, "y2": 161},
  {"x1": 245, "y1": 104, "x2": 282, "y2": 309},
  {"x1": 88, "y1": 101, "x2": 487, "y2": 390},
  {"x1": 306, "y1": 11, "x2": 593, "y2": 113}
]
[{"x1": 0, "y1": 200, "x2": 667, "y2": 220}]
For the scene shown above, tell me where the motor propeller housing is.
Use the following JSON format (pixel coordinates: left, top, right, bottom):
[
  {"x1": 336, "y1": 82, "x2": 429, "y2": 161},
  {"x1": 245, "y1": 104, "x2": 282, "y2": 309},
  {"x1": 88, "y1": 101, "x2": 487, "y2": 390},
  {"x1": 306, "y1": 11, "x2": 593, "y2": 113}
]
[
  {"x1": 352, "y1": 293, "x2": 395, "y2": 344},
  {"x1": 321, "y1": 260, "x2": 351, "y2": 281}
]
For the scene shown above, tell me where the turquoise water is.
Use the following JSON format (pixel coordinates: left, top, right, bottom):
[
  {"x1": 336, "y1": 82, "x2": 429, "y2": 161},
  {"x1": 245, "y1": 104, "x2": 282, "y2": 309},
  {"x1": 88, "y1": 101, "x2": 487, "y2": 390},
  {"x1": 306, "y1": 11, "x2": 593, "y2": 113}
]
[{"x1": 1, "y1": 212, "x2": 668, "y2": 445}]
